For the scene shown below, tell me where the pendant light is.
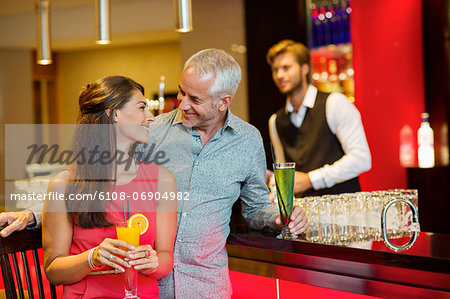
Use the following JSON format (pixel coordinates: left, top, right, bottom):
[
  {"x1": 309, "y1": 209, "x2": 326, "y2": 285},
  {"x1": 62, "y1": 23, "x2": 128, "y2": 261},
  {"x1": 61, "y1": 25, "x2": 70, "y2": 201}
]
[
  {"x1": 174, "y1": 0, "x2": 193, "y2": 33},
  {"x1": 35, "y1": 0, "x2": 52, "y2": 65},
  {"x1": 95, "y1": 0, "x2": 111, "y2": 44}
]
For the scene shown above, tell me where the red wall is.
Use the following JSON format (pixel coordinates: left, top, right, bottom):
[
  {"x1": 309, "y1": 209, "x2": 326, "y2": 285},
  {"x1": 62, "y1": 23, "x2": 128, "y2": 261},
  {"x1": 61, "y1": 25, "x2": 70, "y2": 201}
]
[{"x1": 351, "y1": 0, "x2": 426, "y2": 191}]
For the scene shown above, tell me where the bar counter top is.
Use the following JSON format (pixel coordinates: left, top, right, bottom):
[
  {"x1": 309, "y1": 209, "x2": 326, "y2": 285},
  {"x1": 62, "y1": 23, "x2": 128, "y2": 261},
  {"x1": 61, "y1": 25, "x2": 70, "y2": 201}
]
[
  {"x1": 226, "y1": 215, "x2": 450, "y2": 298},
  {"x1": 1, "y1": 218, "x2": 449, "y2": 298}
]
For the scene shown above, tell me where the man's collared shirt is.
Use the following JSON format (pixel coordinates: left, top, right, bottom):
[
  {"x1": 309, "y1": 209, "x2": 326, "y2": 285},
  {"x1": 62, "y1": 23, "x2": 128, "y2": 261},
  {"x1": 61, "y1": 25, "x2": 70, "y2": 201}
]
[
  {"x1": 284, "y1": 84, "x2": 371, "y2": 190},
  {"x1": 136, "y1": 108, "x2": 278, "y2": 298}
]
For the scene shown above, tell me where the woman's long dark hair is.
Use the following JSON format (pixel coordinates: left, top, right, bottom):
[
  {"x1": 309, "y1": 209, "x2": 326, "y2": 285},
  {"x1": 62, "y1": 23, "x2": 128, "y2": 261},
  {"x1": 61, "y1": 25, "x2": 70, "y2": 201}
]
[{"x1": 66, "y1": 76, "x2": 144, "y2": 228}]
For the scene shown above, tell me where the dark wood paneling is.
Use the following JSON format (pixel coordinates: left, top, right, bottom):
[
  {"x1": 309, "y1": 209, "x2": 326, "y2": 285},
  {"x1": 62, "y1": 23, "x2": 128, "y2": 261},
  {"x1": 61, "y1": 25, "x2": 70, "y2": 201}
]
[
  {"x1": 407, "y1": 166, "x2": 450, "y2": 233},
  {"x1": 404, "y1": 0, "x2": 450, "y2": 234},
  {"x1": 244, "y1": 0, "x2": 308, "y2": 168},
  {"x1": 422, "y1": 0, "x2": 450, "y2": 166}
]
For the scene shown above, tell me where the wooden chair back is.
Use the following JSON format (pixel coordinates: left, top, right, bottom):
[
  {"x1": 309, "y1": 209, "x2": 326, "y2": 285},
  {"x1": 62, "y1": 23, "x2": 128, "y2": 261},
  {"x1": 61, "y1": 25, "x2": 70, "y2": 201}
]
[{"x1": 0, "y1": 229, "x2": 56, "y2": 299}]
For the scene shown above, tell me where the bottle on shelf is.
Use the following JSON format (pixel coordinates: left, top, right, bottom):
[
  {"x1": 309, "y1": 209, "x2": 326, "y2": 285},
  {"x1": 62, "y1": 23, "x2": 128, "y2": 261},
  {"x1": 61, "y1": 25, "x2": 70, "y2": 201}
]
[
  {"x1": 440, "y1": 123, "x2": 449, "y2": 166},
  {"x1": 399, "y1": 124, "x2": 415, "y2": 167},
  {"x1": 311, "y1": 3, "x2": 320, "y2": 48},
  {"x1": 311, "y1": 60, "x2": 321, "y2": 84},
  {"x1": 338, "y1": 56, "x2": 348, "y2": 87},
  {"x1": 319, "y1": 3, "x2": 331, "y2": 46},
  {"x1": 316, "y1": 57, "x2": 330, "y2": 92},
  {"x1": 342, "y1": 0, "x2": 351, "y2": 43},
  {"x1": 333, "y1": 0, "x2": 345, "y2": 44},
  {"x1": 158, "y1": 75, "x2": 165, "y2": 114},
  {"x1": 329, "y1": 1, "x2": 339, "y2": 45},
  {"x1": 417, "y1": 113, "x2": 435, "y2": 168},
  {"x1": 342, "y1": 53, "x2": 354, "y2": 102},
  {"x1": 310, "y1": 0, "x2": 351, "y2": 48},
  {"x1": 327, "y1": 59, "x2": 341, "y2": 93}
]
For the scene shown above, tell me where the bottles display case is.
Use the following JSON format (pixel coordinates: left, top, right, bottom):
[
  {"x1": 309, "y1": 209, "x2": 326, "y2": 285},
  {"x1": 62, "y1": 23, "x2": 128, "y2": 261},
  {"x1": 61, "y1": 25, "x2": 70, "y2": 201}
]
[{"x1": 309, "y1": 0, "x2": 355, "y2": 102}]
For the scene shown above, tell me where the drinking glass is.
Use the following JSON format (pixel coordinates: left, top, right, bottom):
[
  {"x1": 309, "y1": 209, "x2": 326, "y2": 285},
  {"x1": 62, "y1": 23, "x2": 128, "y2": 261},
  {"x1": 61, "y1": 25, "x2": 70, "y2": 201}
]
[
  {"x1": 379, "y1": 191, "x2": 398, "y2": 238},
  {"x1": 352, "y1": 193, "x2": 368, "y2": 242},
  {"x1": 387, "y1": 189, "x2": 406, "y2": 238},
  {"x1": 367, "y1": 192, "x2": 383, "y2": 241},
  {"x1": 304, "y1": 196, "x2": 321, "y2": 242},
  {"x1": 116, "y1": 222, "x2": 141, "y2": 299},
  {"x1": 273, "y1": 162, "x2": 296, "y2": 239},
  {"x1": 388, "y1": 189, "x2": 420, "y2": 237},
  {"x1": 318, "y1": 196, "x2": 335, "y2": 244},
  {"x1": 335, "y1": 194, "x2": 351, "y2": 245}
]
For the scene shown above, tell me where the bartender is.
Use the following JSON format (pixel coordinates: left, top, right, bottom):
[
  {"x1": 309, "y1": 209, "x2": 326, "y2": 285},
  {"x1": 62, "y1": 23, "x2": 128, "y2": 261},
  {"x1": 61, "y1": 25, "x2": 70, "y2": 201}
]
[{"x1": 266, "y1": 40, "x2": 371, "y2": 197}]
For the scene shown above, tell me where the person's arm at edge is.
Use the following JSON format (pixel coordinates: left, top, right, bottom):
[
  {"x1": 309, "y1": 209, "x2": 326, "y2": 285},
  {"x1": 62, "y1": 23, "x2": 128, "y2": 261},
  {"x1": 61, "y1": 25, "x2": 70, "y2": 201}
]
[
  {"x1": 26, "y1": 201, "x2": 43, "y2": 229},
  {"x1": 0, "y1": 210, "x2": 36, "y2": 237},
  {"x1": 0, "y1": 201, "x2": 44, "y2": 237}
]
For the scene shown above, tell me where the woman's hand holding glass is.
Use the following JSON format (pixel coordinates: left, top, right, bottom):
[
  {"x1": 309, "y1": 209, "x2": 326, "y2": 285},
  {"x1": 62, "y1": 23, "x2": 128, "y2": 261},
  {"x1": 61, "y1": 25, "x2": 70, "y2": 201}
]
[
  {"x1": 128, "y1": 245, "x2": 158, "y2": 273},
  {"x1": 91, "y1": 240, "x2": 159, "y2": 273},
  {"x1": 92, "y1": 238, "x2": 136, "y2": 272}
]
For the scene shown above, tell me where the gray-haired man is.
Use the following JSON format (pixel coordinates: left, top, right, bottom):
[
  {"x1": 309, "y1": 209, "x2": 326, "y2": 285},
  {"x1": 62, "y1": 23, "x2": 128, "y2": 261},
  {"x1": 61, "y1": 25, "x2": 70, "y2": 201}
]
[{"x1": 137, "y1": 48, "x2": 308, "y2": 298}]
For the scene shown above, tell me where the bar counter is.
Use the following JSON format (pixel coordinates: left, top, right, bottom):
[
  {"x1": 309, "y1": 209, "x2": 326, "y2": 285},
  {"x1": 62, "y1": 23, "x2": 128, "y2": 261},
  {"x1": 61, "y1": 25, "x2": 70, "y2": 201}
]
[
  {"x1": 226, "y1": 215, "x2": 450, "y2": 298},
  {"x1": 1, "y1": 221, "x2": 449, "y2": 298}
]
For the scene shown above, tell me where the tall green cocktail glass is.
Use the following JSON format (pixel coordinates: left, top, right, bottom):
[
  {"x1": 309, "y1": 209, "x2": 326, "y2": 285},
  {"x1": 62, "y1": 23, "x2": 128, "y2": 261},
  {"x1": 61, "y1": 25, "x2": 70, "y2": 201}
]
[{"x1": 273, "y1": 162, "x2": 296, "y2": 239}]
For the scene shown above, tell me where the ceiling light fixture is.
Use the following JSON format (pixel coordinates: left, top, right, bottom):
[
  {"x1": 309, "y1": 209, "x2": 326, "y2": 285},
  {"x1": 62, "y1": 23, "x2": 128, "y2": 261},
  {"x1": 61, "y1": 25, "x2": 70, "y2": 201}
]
[
  {"x1": 95, "y1": 0, "x2": 111, "y2": 44},
  {"x1": 174, "y1": 0, "x2": 193, "y2": 33},
  {"x1": 35, "y1": 0, "x2": 52, "y2": 65}
]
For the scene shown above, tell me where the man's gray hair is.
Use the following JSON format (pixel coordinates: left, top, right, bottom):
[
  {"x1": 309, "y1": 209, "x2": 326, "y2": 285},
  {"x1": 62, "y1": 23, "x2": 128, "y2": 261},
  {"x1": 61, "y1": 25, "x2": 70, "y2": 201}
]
[{"x1": 183, "y1": 48, "x2": 242, "y2": 99}]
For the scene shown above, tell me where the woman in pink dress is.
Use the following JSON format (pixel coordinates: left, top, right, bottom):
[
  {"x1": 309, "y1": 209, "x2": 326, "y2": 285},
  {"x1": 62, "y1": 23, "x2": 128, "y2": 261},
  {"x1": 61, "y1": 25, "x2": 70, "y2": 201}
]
[{"x1": 42, "y1": 76, "x2": 177, "y2": 298}]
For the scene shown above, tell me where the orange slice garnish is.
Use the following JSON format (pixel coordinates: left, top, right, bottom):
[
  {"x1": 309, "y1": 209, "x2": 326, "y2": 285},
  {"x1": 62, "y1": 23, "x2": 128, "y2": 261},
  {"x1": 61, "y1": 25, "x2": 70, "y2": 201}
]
[{"x1": 128, "y1": 213, "x2": 149, "y2": 235}]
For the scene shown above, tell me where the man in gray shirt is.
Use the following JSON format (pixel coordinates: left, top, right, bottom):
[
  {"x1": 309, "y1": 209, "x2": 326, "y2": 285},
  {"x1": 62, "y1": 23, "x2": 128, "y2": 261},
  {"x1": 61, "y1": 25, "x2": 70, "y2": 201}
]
[{"x1": 136, "y1": 48, "x2": 308, "y2": 298}]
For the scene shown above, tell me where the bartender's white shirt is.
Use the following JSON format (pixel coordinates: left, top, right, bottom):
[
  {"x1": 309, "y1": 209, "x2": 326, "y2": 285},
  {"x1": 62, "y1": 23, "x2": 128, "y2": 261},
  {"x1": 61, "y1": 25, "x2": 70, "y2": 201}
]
[{"x1": 286, "y1": 84, "x2": 371, "y2": 190}]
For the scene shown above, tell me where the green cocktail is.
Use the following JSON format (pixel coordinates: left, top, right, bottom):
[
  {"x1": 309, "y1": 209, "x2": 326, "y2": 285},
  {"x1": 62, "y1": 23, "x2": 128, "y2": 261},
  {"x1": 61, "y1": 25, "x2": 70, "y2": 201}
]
[{"x1": 273, "y1": 162, "x2": 296, "y2": 239}]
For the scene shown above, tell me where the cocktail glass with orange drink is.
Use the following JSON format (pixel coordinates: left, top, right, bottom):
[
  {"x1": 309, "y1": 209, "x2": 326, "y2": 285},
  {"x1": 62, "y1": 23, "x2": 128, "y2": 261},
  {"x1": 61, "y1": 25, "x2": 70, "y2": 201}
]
[{"x1": 116, "y1": 214, "x2": 148, "y2": 299}]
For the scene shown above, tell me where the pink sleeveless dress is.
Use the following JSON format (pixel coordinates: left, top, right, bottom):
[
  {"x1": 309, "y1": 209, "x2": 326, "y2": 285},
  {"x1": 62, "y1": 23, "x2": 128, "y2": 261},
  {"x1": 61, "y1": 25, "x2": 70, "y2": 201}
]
[{"x1": 63, "y1": 163, "x2": 159, "y2": 299}]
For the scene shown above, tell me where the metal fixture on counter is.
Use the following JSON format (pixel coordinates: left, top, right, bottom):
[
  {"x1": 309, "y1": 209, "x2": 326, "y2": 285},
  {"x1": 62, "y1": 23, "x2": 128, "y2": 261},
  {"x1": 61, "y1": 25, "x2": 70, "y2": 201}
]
[
  {"x1": 382, "y1": 198, "x2": 419, "y2": 251},
  {"x1": 35, "y1": 0, "x2": 52, "y2": 65},
  {"x1": 174, "y1": 0, "x2": 193, "y2": 33},
  {"x1": 95, "y1": 0, "x2": 110, "y2": 44}
]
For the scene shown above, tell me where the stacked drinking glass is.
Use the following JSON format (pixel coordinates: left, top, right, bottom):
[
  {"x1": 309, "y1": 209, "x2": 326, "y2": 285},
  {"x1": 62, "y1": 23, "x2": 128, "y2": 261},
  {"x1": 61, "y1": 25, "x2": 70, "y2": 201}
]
[{"x1": 295, "y1": 189, "x2": 420, "y2": 246}]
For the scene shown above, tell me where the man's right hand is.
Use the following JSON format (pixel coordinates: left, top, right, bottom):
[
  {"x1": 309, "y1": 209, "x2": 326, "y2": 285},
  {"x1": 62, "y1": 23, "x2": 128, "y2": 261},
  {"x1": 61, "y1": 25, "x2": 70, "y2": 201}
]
[{"x1": 0, "y1": 211, "x2": 36, "y2": 238}]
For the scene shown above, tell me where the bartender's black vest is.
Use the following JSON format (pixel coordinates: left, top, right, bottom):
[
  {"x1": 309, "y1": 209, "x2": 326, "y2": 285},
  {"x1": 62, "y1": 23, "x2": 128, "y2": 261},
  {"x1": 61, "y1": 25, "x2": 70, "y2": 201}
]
[{"x1": 275, "y1": 90, "x2": 361, "y2": 197}]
